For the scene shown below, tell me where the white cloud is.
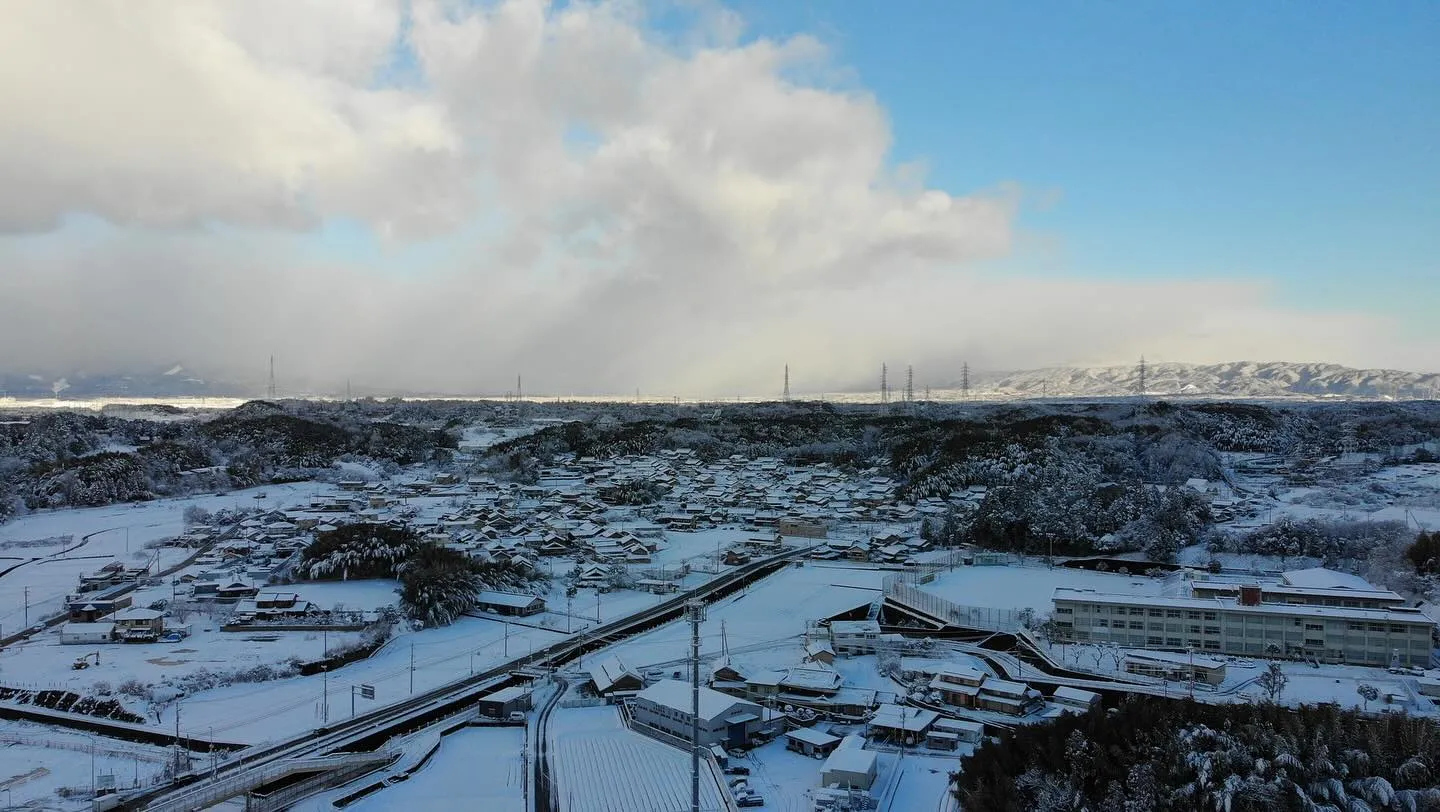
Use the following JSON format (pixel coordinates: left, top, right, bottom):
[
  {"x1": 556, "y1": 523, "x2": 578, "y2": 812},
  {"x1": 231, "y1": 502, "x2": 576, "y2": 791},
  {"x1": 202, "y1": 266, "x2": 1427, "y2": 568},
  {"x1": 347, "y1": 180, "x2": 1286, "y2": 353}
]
[{"x1": 0, "y1": 0, "x2": 1429, "y2": 395}]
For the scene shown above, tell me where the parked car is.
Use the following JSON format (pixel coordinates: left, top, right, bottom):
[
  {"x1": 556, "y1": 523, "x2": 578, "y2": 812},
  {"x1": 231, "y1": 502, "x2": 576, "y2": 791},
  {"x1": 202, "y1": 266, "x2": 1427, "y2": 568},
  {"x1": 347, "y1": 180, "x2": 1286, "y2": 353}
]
[
  {"x1": 724, "y1": 766, "x2": 750, "y2": 776},
  {"x1": 508, "y1": 711, "x2": 526, "y2": 723},
  {"x1": 160, "y1": 633, "x2": 183, "y2": 643},
  {"x1": 737, "y1": 796, "x2": 765, "y2": 808}
]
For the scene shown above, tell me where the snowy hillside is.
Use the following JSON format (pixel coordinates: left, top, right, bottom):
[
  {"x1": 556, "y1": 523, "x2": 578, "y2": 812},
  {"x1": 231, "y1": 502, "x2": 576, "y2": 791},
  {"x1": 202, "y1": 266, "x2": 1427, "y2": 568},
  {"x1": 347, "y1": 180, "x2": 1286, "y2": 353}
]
[{"x1": 950, "y1": 361, "x2": 1440, "y2": 399}]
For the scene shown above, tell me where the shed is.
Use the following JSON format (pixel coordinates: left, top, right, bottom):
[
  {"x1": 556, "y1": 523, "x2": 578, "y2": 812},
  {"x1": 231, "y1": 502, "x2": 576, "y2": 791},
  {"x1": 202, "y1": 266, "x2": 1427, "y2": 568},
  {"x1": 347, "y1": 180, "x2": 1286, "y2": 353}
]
[
  {"x1": 476, "y1": 685, "x2": 533, "y2": 718},
  {"x1": 60, "y1": 622, "x2": 115, "y2": 645},
  {"x1": 784, "y1": 727, "x2": 842, "y2": 757},
  {"x1": 820, "y1": 746, "x2": 878, "y2": 790}
]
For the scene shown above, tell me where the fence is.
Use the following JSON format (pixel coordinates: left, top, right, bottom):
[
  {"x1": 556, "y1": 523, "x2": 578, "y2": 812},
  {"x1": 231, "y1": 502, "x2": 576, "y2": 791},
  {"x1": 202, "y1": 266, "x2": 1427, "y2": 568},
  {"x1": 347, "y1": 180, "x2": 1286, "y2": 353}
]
[{"x1": 882, "y1": 573, "x2": 1022, "y2": 632}]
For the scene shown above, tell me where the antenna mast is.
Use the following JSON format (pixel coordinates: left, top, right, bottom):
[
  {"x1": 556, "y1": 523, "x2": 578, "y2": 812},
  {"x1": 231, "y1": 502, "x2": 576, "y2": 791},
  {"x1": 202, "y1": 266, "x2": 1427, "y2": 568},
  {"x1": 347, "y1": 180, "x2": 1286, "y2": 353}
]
[{"x1": 783, "y1": 365, "x2": 790, "y2": 403}]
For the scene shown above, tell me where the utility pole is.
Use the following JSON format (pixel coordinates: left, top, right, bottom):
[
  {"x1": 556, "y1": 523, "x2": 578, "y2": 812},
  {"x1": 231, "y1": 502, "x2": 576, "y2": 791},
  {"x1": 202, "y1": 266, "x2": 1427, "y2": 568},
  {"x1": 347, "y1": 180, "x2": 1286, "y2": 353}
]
[
  {"x1": 687, "y1": 601, "x2": 706, "y2": 812},
  {"x1": 322, "y1": 664, "x2": 329, "y2": 725},
  {"x1": 173, "y1": 703, "x2": 182, "y2": 777},
  {"x1": 23, "y1": 586, "x2": 29, "y2": 627},
  {"x1": 504, "y1": 621, "x2": 510, "y2": 658},
  {"x1": 409, "y1": 643, "x2": 415, "y2": 695}
]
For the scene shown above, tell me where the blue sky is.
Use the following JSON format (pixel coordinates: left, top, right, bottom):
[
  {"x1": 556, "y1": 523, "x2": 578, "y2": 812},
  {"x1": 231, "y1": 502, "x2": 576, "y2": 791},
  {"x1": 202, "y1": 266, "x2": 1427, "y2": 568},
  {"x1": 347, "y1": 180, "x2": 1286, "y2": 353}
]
[{"x1": 725, "y1": 0, "x2": 1439, "y2": 327}]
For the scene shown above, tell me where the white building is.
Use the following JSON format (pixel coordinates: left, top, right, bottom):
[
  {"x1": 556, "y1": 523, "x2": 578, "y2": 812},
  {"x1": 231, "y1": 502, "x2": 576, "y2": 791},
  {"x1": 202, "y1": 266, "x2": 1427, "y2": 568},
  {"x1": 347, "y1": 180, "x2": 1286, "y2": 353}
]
[
  {"x1": 820, "y1": 741, "x2": 878, "y2": 790},
  {"x1": 631, "y1": 680, "x2": 765, "y2": 748},
  {"x1": 828, "y1": 620, "x2": 882, "y2": 655},
  {"x1": 1053, "y1": 585, "x2": 1436, "y2": 667}
]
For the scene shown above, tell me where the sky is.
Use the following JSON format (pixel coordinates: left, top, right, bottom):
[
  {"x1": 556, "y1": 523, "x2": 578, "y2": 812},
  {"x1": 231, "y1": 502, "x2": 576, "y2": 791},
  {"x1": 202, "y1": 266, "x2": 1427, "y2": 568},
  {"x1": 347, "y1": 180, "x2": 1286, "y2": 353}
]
[{"x1": 1, "y1": 0, "x2": 1436, "y2": 398}]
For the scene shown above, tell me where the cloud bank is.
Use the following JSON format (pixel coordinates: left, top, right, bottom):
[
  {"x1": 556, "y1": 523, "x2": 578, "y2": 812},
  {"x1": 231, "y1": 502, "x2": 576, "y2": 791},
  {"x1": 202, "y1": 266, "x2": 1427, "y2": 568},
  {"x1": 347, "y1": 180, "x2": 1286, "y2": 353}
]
[{"x1": 0, "y1": 0, "x2": 1426, "y2": 397}]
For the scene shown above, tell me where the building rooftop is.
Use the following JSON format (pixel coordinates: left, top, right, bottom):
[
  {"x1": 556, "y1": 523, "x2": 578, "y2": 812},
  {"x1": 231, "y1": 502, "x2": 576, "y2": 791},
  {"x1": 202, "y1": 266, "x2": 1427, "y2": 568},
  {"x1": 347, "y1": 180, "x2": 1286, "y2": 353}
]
[
  {"x1": 637, "y1": 679, "x2": 755, "y2": 722},
  {"x1": 821, "y1": 747, "x2": 878, "y2": 777},
  {"x1": 1053, "y1": 587, "x2": 1435, "y2": 625}
]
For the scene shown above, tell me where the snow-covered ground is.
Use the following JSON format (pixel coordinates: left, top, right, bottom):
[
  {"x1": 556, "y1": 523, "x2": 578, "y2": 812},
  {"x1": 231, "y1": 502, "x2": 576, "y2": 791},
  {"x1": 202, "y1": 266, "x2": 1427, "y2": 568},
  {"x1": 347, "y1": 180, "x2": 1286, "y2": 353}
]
[
  {"x1": 736, "y1": 736, "x2": 964, "y2": 812},
  {"x1": 547, "y1": 704, "x2": 729, "y2": 812},
  {"x1": 0, "y1": 721, "x2": 173, "y2": 809},
  {"x1": 577, "y1": 563, "x2": 887, "y2": 675},
  {"x1": 923, "y1": 560, "x2": 1168, "y2": 614},
  {"x1": 346, "y1": 726, "x2": 527, "y2": 812}
]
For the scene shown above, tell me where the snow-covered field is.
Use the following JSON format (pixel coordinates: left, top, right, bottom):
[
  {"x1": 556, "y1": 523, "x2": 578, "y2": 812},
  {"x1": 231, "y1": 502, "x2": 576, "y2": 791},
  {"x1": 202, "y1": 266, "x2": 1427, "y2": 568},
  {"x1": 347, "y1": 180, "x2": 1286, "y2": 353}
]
[
  {"x1": 548, "y1": 705, "x2": 729, "y2": 812},
  {"x1": 0, "y1": 721, "x2": 173, "y2": 808},
  {"x1": 923, "y1": 560, "x2": 1168, "y2": 613}
]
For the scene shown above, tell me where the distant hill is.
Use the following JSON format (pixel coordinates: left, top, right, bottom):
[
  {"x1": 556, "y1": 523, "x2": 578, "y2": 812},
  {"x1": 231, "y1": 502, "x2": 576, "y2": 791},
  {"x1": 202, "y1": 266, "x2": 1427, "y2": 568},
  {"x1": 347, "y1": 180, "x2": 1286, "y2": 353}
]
[
  {"x1": 953, "y1": 361, "x2": 1440, "y2": 399},
  {"x1": 0, "y1": 365, "x2": 247, "y2": 398}
]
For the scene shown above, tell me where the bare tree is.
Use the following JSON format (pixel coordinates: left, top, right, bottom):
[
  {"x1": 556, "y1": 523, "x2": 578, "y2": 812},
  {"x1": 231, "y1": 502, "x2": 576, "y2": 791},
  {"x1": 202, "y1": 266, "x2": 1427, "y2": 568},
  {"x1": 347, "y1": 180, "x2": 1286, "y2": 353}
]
[{"x1": 1258, "y1": 662, "x2": 1289, "y2": 703}]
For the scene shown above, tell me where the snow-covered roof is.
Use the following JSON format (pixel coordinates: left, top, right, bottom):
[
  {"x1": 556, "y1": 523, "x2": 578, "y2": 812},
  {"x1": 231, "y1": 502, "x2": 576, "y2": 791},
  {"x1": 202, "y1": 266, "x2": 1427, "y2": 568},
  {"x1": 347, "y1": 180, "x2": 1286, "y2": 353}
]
[
  {"x1": 784, "y1": 727, "x2": 841, "y2": 747},
  {"x1": 821, "y1": 746, "x2": 877, "y2": 777},
  {"x1": 1279, "y1": 567, "x2": 1377, "y2": 591},
  {"x1": 1052, "y1": 686, "x2": 1099, "y2": 705},
  {"x1": 110, "y1": 607, "x2": 164, "y2": 621},
  {"x1": 588, "y1": 656, "x2": 639, "y2": 694},
  {"x1": 1123, "y1": 649, "x2": 1227, "y2": 670},
  {"x1": 868, "y1": 703, "x2": 939, "y2": 732},
  {"x1": 475, "y1": 590, "x2": 543, "y2": 608},
  {"x1": 1053, "y1": 587, "x2": 1435, "y2": 625},
  {"x1": 636, "y1": 679, "x2": 756, "y2": 722}
]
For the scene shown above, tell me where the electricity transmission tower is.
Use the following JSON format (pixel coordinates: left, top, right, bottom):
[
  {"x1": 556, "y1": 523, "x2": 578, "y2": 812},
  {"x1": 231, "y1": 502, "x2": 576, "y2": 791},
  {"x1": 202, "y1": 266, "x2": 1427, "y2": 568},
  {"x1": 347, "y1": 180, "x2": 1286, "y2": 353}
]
[
  {"x1": 267, "y1": 356, "x2": 276, "y2": 399},
  {"x1": 880, "y1": 363, "x2": 889, "y2": 404},
  {"x1": 961, "y1": 362, "x2": 970, "y2": 400},
  {"x1": 783, "y1": 365, "x2": 790, "y2": 403},
  {"x1": 905, "y1": 365, "x2": 915, "y2": 405},
  {"x1": 1135, "y1": 356, "x2": 1148, "y2": 400}
]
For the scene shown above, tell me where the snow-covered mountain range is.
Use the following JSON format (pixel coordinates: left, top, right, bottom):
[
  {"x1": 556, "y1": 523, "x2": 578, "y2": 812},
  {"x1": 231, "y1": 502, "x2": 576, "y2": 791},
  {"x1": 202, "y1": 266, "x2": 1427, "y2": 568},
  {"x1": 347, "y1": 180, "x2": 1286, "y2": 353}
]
[{"x1": 955, "y1": 361, "x2": 1440, "y2": 399}]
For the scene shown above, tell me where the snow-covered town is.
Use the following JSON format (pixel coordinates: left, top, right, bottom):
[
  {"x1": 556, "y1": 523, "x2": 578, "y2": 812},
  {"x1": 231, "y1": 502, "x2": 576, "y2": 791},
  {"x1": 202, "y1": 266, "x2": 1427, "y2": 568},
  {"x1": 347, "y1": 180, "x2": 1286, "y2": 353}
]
[{"x1": 0, "y1": 396, "x2": 1437, "y2": 812}]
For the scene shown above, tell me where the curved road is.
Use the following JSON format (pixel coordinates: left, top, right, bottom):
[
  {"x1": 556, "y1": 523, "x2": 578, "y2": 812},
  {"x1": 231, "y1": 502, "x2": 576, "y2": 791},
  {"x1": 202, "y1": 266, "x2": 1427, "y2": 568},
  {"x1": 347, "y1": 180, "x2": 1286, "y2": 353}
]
[{"x1": 533, "y1": 674, "x2": 568, "y2": 812}]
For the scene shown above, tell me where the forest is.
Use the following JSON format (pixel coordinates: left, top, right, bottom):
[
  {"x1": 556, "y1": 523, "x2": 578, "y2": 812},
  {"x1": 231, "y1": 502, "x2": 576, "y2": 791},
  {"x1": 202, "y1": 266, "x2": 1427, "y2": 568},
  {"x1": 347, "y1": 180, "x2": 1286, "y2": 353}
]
[{"x1": 954, "y1": 698, "x2": 1440, "y2": 811}]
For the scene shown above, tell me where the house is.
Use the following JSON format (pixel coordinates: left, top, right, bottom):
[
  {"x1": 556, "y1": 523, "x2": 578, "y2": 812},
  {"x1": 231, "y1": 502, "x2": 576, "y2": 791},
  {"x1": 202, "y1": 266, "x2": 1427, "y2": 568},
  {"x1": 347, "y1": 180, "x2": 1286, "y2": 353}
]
[
  {"x1": 109, "y1": 607, "x2": 165, "y2": 642},
  {"x1": 474, "y1": 591, "x2": 546, "y2": 617},
  {"x1": 929, "y1": 666, "x2": 987, "y2": 708},
  {"x1": 828, "y1": 620, "x2": 881, "y2": 656},
  {"x1": 804, "y1": 641, "x2": 836, "y2": 665},
  {"x1": 1052, "y1": 686, "x2": 1101, "y2": 712},
  {"x1": 819, "y1": 740, "x2": 878, "y2": 790},
  {"x1": 588, "y1": 656, "x2": 644, "y2": 697},
  {"x1": 66, "y1": 589, "x2": 134, "y2": 623},
  {"x1": 60, "y1": 622, "x2": 115, "y2": 645},
  {"x1": 975, "y1": 679, "x2": 1043, "y2": 716},
  {"x1": 214, "y1": 582, "x2": 259, "y2": 602},
  {"x1": 231, "y1": 593, "x2": 313, "y2": 621},
  {"x1": 784, "y1": 727, "x2": 841, "y2": 757},
  {"x1": 866, "y1": 703, "x2": 939, "y2": 744},
  {"x1": 933, "y1": 717, "x2": 984, "y2": 744},
  {"x1": 574, "y1": 564, "x2": 612, "y2": 589},
  {"x1": 635, "y1": 578, "x2": 680, "y2": 595},
  {"x1": 631, "y1": 680, "x2": 765, "y2": 748},
  {"x1": 476, "y1": 685, "x2": 533, "y2": 719},
  {"x1": 777, "y1": 519, "x2": 828, "y2": 539}
]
